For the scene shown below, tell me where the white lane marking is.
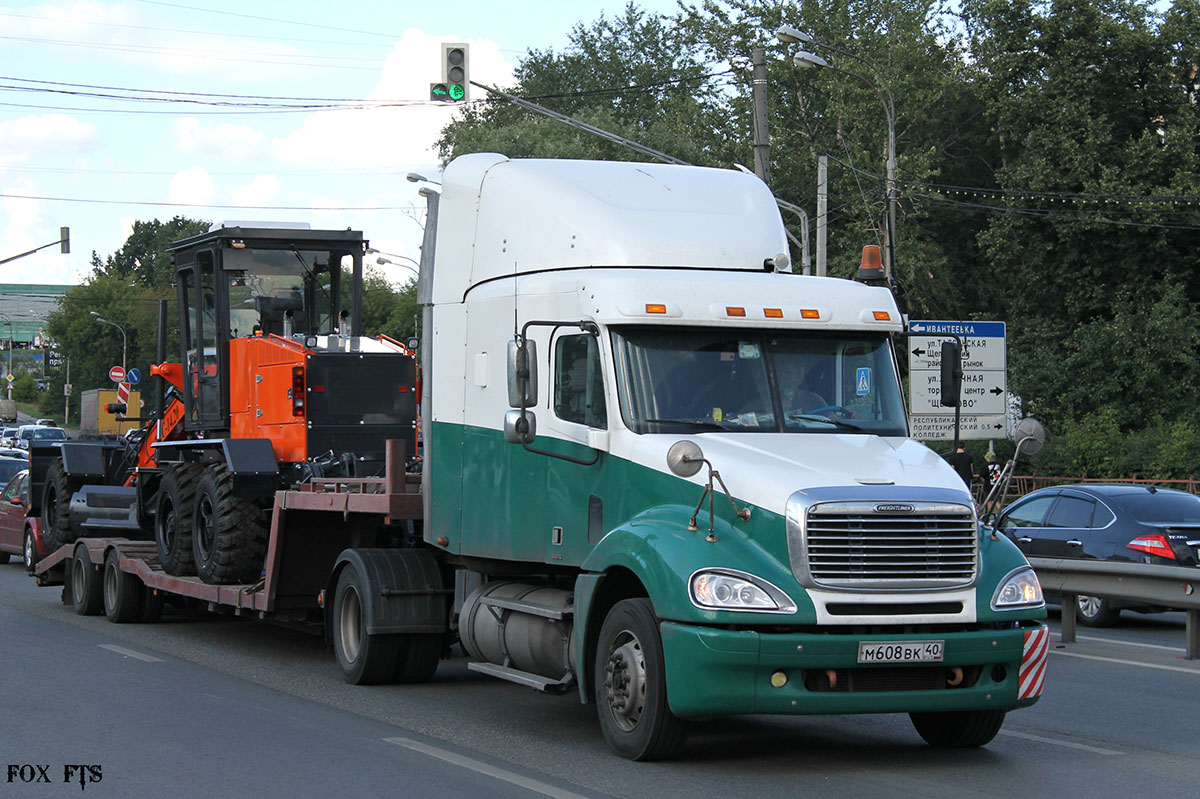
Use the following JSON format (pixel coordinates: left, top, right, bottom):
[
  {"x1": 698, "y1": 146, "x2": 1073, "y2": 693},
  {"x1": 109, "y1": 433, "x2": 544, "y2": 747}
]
[
  {"x1": 1052, "y1": 649, "x2": 1200, "y2": 674},
  {"x1": 1074, "y1": 634, "x2": 1184, "y2": 653},
  {"x1": 98, "y1": 644, "x2": 163, "y2": 663},
  {"x1": 998, "y1": 729, "x2": 1123, "y2": 755},
  {"x1": 385, "y1": 737, "x2": 596, "y2": 799}
]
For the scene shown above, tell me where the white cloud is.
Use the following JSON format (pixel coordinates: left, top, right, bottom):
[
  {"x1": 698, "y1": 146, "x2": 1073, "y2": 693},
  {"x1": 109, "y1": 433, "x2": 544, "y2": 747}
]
[
  {"x1": 174, "y1": 118, "x2": 266, "y2": 160},
  {"x1": 168, "y1": 167, "x2": 216, "y2": 206},
  {"x1": 230, "y1": 175, "x2": 280, "y2": 207},
  {"x1": 0, "y1": 114, "x2": 99, "y2": 167},
  {"x1": 271, "y1": 30, "x2": 515, "y2": 169},
  {"x1": 9, "y1": 1, "x2": 324, "y2": 79}
]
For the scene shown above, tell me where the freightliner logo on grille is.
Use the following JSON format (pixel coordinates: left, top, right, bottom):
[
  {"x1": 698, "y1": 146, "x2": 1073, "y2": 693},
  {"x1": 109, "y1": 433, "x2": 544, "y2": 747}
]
[{"x1": 874, "y1": 503, "x2": 915, "y2": 513}]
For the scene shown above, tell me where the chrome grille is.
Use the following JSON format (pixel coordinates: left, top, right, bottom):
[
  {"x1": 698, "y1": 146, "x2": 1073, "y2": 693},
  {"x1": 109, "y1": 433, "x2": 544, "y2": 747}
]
[{"x1": 803, "y1": 502, "x2": 977, "y2": 589}]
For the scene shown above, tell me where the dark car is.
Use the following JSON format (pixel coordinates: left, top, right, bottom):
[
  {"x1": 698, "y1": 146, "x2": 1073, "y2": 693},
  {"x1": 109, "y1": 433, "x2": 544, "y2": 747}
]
[
  {"x1": 994, "y1": 484, "x2": 1200, "y2": 626},
  {"x1": 0, "y1": 469, "x2": 46, "y2": 572}
]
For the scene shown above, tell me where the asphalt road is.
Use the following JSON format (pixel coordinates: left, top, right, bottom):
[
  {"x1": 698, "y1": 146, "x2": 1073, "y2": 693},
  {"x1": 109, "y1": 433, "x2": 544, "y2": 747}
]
[{"x1": 1, "y1": 563, "x2": 1197, "y2": 799}]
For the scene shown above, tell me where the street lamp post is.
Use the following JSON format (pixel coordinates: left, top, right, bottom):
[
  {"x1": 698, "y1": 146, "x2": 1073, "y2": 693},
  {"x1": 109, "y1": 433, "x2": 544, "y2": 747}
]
[
  {"x1": 89, "y1": 312, "x2": 126, "y2": 374},
  {"x1": 776, "y1": 26, "x2": 897, "y2": 283},
  {"x1": 0, "y1": 315, "x2": 11, "y2": 400}
]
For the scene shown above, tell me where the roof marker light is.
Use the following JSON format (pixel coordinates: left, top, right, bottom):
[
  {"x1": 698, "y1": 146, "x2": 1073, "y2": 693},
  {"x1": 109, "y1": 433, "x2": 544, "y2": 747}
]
[
  {"x1": 764, "y1": 308, "x2": 784, "y2": 318},
  {"x1": 800, "y1": 309, "x2": 820, "y2": 319},
  {"x1": 873, "y1": 311, "x2": 891, "y2": 321},
  {"x1": 726, "y1": 306, "x2": 746, "y2": 317},
  {"x1": 645, "y1": 303, "x2": 667, "y2": 314}
]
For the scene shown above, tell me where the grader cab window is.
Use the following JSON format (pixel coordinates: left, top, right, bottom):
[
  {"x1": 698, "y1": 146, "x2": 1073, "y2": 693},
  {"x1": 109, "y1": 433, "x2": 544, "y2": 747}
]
[{"x1": 223, "y1": 248, "x2": 346, "y2": 338}]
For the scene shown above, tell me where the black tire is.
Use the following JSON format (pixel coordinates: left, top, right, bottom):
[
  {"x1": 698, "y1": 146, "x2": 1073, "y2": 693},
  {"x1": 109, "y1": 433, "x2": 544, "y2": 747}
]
[
  {"x1": 192, "y1": 465, "x2": 268, "y2": 585},
  {"x1": 0, "y1": 551, "x2": 8, "y2": 564},
  {"x1": 23, "y1": 529, "x2": 38, "y2": 574},
  {"x1": 332, "y1": 564, "x2": 400, "y2": 685},
  {"x1": 393, "y1": 635, "x2": 443, "y2": 683},
  {"x1": 102, "y1": 549, "x2": 141, "y2": 623},
  {"x1": 910, "y1": 709, "x2": 1006, "y2": 748},
  {"x1": 155, "y1": 464, "x2": 200, "y2": 576},
  {"x1": 70, "y1": 544, "x2": 104, "y2": 616},
  {"x1": 138, "y1": 587, "x2": 164, "y2": 623},
  {"x1": 594, "y1": 598, "x2": 687, "y2": 761},
  {"x1": 43, "y1": 459, "x2": 80, "y2": 553},
  {"x1": 1077, "y1": 595, "x2": 1121, "y2": 627}
]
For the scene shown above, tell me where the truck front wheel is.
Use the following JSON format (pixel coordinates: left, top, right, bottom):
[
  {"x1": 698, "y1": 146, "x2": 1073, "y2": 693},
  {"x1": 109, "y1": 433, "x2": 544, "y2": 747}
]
[
  {"x1": 332, "y1": 564, "x2": 400, "y2": 684},
  {"x1": 910, "y1": 709, "x2": 1006, "y2": 748},
  {"x1": 594, "y1": 598, "x2": 687, "y2": 761}
]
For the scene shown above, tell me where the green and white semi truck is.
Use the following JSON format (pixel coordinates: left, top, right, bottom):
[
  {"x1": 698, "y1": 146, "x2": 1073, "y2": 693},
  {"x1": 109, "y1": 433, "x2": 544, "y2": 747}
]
[
  {"x1": 417, "y1": 154, "x2": 1048, "y2": 759},
  {"x1": 33, "y1": 153, "x2": 1048, "y2": 762}
]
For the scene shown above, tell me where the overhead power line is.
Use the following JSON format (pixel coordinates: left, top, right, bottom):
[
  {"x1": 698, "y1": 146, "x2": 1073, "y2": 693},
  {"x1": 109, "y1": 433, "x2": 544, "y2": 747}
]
[
  {"x1": 130, "y1": 0, "x2": 407, "y2": 40},
  {"x1": 0, "y1": 192, "x2": 424, "y2": 212}
]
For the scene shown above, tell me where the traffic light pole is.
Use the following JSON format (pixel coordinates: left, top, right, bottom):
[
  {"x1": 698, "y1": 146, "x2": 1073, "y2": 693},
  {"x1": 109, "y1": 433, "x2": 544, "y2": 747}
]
[{"x1": 0, "y1": 227, "x2": 69, "y2": 266}]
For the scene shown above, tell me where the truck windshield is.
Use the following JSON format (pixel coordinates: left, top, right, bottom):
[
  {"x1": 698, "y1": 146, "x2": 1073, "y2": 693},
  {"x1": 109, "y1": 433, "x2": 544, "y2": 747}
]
[{"x1": 612, "y1": 326, "x2": 907, "y2": 435}]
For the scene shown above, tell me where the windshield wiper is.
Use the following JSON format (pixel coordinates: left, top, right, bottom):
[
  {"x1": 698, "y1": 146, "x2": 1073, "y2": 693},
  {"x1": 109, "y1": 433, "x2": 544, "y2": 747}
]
[
  {"x1": 787, "y1": 413, "x2": 867, "y2": 432},
  {"x1": 645, "y1": 418, "x2": 729, "y2": 432}
]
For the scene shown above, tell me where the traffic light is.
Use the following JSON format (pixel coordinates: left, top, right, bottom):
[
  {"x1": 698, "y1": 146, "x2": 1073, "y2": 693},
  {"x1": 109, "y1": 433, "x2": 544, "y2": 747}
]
[{"x1": 433, "y1": 43, "x2": 469, "y2": 102}]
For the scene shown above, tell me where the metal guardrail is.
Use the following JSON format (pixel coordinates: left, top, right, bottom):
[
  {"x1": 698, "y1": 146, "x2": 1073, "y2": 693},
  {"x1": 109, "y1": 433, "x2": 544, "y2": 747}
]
[{"x1": 1028, "y1": 557, "x2": 1200, "y2": 660}]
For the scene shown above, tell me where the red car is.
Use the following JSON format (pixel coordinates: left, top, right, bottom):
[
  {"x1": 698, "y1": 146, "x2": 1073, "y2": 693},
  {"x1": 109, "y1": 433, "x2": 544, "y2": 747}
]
[{"x1": 0, "y1": 469, "x2": 47, "y2": 573}]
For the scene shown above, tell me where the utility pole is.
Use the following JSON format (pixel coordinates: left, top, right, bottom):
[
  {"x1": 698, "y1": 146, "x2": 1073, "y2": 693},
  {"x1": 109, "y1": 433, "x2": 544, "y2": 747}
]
[
  {"x1": 816, "y1": 155, "x2": 828, "y2": 276},
  {"x1": 751, "y1": 48, "x2": 771, "y2": 186},
  {"x1": 64, "y1": 357, "x2": 69, "y2": 424}
]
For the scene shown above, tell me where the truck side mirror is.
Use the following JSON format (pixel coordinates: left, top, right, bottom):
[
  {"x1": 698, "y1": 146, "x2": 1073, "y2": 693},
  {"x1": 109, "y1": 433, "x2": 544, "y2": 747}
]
[
  {"x1": 939, "y1": 341, "x2": 962, "y2": 408},
  {"x1": 503, "y1": 409, "x2": 537, "y2": 444},
  {"x1": 507, "y1": 338, "x2": 538, "y2": 408}
]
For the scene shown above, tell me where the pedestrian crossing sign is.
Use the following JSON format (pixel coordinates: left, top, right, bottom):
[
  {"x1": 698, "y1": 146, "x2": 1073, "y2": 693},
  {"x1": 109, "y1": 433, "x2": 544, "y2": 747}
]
[{"x1": 856, "y1": 367, "x2": 871, "y2": 396}]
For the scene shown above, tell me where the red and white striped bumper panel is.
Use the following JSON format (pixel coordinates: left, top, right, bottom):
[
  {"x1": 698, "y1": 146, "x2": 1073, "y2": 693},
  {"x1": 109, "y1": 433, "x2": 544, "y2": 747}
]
[{"x1": 1018, "y1": 626, "x2": 1049, "y2": 699}]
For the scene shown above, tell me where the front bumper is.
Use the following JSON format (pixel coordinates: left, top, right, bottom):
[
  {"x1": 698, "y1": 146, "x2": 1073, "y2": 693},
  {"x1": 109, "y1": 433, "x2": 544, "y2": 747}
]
[{"x1": 659, "y1": 621, "x2": 1048, "y2": 718}]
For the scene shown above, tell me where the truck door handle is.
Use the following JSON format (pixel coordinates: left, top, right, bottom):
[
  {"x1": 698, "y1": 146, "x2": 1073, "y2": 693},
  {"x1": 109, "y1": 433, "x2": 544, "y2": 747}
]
[
  {"x1": 1016, "y1": 536, "x2": 1033, "y2": 544},
  {"x1": 1067, "y1": 539, "x2": 1082, "y2": 547}
]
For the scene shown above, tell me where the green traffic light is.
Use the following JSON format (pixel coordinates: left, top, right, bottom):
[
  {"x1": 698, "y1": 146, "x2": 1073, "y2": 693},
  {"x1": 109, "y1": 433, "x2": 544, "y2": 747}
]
[{"x1": 449, "y1": 84, "x2": 465, "y2": 101}]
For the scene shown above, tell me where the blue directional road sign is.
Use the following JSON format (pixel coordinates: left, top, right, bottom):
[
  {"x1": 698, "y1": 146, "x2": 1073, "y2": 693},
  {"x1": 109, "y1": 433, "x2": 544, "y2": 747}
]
[{"x1": 126, "y1": 367, "x2": 141, "y2": 385}]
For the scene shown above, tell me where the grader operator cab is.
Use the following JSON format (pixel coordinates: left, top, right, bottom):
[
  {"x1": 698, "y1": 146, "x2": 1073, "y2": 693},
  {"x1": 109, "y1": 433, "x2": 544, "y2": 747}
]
[{"x1": 30, "y1": 225, "x2": 417, "y2": 584}]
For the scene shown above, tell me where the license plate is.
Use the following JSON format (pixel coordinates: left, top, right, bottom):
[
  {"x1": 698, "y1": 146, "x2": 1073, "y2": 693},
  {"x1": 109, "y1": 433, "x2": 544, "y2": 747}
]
[{"x1": 857, "y1": 640, "x2": 945, "y2": 664}]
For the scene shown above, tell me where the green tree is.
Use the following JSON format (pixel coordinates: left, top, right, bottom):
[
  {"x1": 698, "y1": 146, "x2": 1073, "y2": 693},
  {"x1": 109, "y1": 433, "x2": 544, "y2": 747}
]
[
  {"x1": 92, "y1": 217, "x2": 210, "y2": 288},
  {"x1": 959, "y1": 0, "x2": 1200, "y2": 435}
]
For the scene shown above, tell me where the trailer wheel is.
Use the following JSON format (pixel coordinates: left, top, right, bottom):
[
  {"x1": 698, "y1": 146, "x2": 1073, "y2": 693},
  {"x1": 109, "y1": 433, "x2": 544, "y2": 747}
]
[
  {"x1": 332, "y1": 563, "x2": 400, "y2": 685},
  {"x1": 393, "y1": 635, "x2": 443, "y2": 684},
  {"x1": 0, "y1": 551, "x2": 8, "y2": 564},
  {"x1": 910, "y1": 709, "x2": 1006, "y2": 748},
  {"x1": 155, "y1": 464, "x2": 200, "y2": 575},
  {"x1": 43, "y1": 459, "x2": 80, "y2": 552},
  {"x1": 138, "y1": 587, "x2": 165, "y2": 623},
  {"x1": 102, "y1": 549, "x2": 141, "y2": 623},
  {"x1": 70, "y1": 544, "x2": 104, "y2": 617},
  {"x1": 192, "y1": 465, "x2": 269, "y2": 585},
  {"x1": 594, "y1": 598, "x2": 687, "y2": 761}
]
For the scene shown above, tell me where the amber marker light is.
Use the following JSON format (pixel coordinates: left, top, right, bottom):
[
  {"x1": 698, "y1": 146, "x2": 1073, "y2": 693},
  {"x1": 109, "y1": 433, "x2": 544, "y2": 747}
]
[
  {"x1": 873, "y1": 311, "x2": 891, "y2": 321},
  {"x1": 726, "y1": 306, "x2": 746, "y2": 317},
  {"x1": 764, "y1": 308, "x2": 784, "y2": 318},
  {"x1": 800, "y1": 309, "x2": 820, "y2": 319},
  {"x1": 645, "y1": 303, "x2": 667, "y2": 314}
]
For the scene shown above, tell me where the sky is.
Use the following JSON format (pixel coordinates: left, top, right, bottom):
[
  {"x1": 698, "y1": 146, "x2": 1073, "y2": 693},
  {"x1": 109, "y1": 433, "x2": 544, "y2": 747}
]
[{"x1": 0, "y1": 0, "x2": 686, "y2": 287}]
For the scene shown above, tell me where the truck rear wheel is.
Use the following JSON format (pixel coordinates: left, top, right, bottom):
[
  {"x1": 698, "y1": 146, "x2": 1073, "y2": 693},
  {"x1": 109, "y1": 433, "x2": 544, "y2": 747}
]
[
  {"x1": 192, "y1": 465, "x2": 268, "y2": 585},
  {"x1": 155, "y1": 464, "x2": 200, "y2": 575},
  {"x1": 594, "y1": 598, "x2": 687, "y2": 761},
  {"x1": 43, "y1": 460, "x2": 80, "y2": 552},
  {"x1": 332, "y1": 563, "x2": 400, "y2": 684},
  {"x1": 910, "y1": 709, "x2": 1006, "y2": 747},
  {"x1": 102, "y1": 549, "x2": 141, "y2": 623},
  {"x1": 71, "y1": 544, "x2": 104, "y2": 616}
]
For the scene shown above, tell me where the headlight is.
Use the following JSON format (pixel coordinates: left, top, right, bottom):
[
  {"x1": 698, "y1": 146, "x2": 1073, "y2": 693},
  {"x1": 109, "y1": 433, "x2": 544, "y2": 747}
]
[
  {"x1": 991, "y1": 566, "x2": 1044, "y2": 610},
  {"x1": 689, "y1": 569, "x2": 797, "y2": 614}
]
